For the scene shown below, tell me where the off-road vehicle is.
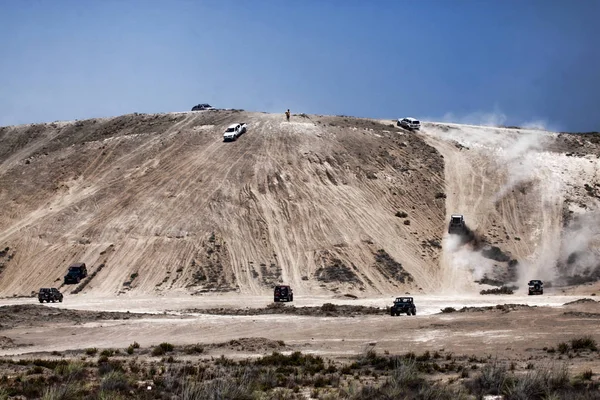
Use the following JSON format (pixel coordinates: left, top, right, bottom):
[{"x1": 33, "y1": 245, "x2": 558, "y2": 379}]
[
  {"x1": 274, "y1": 285, "x2": 293, "y2": 302},
  {"x1": 38, "y1": 288, "x2": 63, "y2": 303},
  {"x1": 398, "y1": 117, "x2": 421, "y2": 131},
  {"x1": 191, "y1": 103, "x2": 215, "y2": 111},
  {"x1": 64, "y1": 263, "x2": 88, "y2": 284},
  {"x1": 390, "y1": 296, "x2": 416, "y2": 316},
  {"x1": 528, "y1": 280, "x2": 544, "y2": 295},
  {"x1": 448, "y1": 214, "x2": 467, "y2": 235}
]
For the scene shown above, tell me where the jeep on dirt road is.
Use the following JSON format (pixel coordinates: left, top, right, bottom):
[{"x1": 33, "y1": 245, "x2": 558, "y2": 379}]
[
  {"x1": 390, "y1": 297, "x2": 416, "y2": 316},
  {"x1": 64, "y1": 263, "x2": 88, "y2": 284},
  {"x1": 528, "y1": 280, "x2": 544, "y2": 295},
  {"x1": 38, "y1": 288, "x2": 63, "y2": 303},
  {"x1": 274, "y1": 285, "x2": 293, "y2": 302}
]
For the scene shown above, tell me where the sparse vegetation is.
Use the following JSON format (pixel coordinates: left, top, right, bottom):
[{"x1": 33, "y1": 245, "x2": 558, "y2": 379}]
[
  {"x1": 85, "y1": 347, "x2": 98, "y2": 355},
  {"x1": 557, "y1": 342, "x2": 569, "y2": 354},
  {"x1": 570, "y1": 335, "x2": 597, "y2": 351},
  {"x1": 480, "y1": 286, "x2": 514, "y2": 295},
  {"x1": 0, "y1": 345, "x2": 597, "y2": 399},
  {"x1": 373, "y1": 249, "x2": 414, "y2": 283},
  {"x1": 395, "y1": 211, "x2": 408, "y2": 218},
  {"x1": 441, "y1": 307, "x2": 457, "y2": 313},
  {"x1": 314, "y1": 255, "x2": 361, "y2": 283},
  {"x1": 151, "y1": 342, "x2": 175, "y2": 356}
]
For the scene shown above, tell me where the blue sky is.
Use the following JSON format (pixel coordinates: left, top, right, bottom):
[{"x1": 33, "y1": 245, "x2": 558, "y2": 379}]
[{"x1": 1, "y1": 0, "x2": 598, "y2": 131}]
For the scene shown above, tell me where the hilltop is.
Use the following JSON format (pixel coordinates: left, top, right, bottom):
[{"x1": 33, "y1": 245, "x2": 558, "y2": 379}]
[{"x1": 0, "y1": 110, "x2": 598, "y2": 298}]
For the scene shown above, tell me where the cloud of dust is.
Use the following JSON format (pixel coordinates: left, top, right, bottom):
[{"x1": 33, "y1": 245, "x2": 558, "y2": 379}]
[
  {"x1": 492, "y1": 130, "x2": 551, "y2": 202},
  {"x1": 434, "y1": 110, "x2": 595, "y2": 291},
  {"x1": 557, "y1": 210, "x2": 600, "y2": 279},
  {"x1": 441, "y1": 233, "x2": 497, "y2": 292},
  {"x1": 433, "y1": 107, "x2": 560, "y2": 132},
  {"x1": 515, "y1": 210, "x2": 600, "y2": 287},
  {"x1": 440, "y1": 108, "x2": 507, "y2": 127}
]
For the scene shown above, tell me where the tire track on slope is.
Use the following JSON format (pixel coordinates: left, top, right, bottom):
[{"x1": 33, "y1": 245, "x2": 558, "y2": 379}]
[
  {"x1": 79, "y1": 112, "x2": 234, "y2": 231},
  {"x1": 417, "y1": 130, "x2": 488, "y2": 292},
  {"x1": 138, "y1": 116, "x2": 267, "y2": 294},
  {"x1": 7, "y1": 116, "x2": 199, "y2": 242}
]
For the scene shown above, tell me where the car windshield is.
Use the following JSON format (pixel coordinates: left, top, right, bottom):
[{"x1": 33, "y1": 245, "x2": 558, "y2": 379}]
[
  {"x1": 226, "y1": 128, "x2": 235, "y2": 132},
  {"x1": 452, "y1": 217, "x2": 461, "y2": 222},
  {"x1": 413, "y1": 120, "x2": 420, "y2": 124}
]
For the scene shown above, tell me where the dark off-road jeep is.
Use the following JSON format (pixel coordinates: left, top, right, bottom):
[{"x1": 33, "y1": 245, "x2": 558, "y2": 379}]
[
  {"x1": 274, "y1": 285, "x2": 293, "y2": 302},
  {"x1": 38, "y1": 288, "x2": 63, "y2": 303},
  {"x1": 64, "y1": 263, "x2": 88, "y2": 284},
  {"x1": 390, "y1": 297, "x2": 416, "y2": 316},
  {"x1": 528, "y1": 280, "x2": 544, "y2": 295},
  {"x1": 448, "y1": 214, "x2": 467, "y2": 235}
]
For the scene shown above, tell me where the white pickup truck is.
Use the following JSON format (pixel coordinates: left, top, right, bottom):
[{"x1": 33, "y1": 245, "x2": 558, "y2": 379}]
[{"x1": 223, "y1": 123, "x2": 247, "y2": 141}]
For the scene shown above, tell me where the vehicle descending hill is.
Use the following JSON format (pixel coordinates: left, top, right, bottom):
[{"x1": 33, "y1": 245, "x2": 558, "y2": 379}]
[
  {"x1": 0, "y1": 111, "x2": 447, "y2": 297},
  {"x1": 419, "y1": 122, "x2": 600, "y2": 293}
]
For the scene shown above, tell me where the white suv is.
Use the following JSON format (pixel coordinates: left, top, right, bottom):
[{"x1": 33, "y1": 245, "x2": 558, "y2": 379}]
[{"x1": 398, "y1": 117, "x2": 421, "y2": 131}]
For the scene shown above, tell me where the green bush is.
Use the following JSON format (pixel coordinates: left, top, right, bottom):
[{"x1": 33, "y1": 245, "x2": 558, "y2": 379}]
[
  {"x1": 100, "y1": 370, "x2": 129, "y2": 392},
  {"x1": 557, "y1": 342, "x2": 569, "y2": 354},
  {"x1": 99, "y1": 349, "x2": 114, "y2": 357},
  {"x1": 151, "y1": 342, "x2": 174, "y2": 356},
  {"x1": 570, "y1": 335, "x2": 597, "y2": 351},
  {"x1": 151, "y1": 346, "x2": 165, "y2": 357}
]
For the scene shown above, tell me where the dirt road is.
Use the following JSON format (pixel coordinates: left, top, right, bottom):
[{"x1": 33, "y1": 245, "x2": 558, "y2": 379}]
[{"x1": 0, "y1": 295, "x2": 598, "y2": 373}]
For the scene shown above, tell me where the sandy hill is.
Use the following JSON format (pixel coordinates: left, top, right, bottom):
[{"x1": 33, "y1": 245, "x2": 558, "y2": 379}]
[{"x1": 0, "y1": 111, "x2": 598, "y2": 297}]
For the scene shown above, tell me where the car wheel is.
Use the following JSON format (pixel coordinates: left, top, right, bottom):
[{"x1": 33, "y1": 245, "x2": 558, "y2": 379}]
[
  {"x1": 39, "y1": 300, "x2": 43, "y2": 303},
  {"x1": 59, "y1": 299, "x2": 63, "y2": 302}
]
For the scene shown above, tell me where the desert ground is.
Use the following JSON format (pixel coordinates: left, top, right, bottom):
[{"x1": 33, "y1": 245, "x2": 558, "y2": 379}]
[{"x1": 0, "y1": 110, "x2": 598, "y2": 398}]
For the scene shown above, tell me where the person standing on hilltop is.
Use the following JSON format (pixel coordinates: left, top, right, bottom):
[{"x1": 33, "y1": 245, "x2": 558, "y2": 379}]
[{"x1": 285, "y1": 109, "x2": 290, "y2": 122}]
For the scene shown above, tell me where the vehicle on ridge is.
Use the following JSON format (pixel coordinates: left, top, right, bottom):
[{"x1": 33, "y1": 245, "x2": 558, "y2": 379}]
[
  {"x1": 192, "y1": 103, "x2": 215, "y2": 111},
  {"x1": 398, "y1": 117, "x2": 421, "y2": 131}
]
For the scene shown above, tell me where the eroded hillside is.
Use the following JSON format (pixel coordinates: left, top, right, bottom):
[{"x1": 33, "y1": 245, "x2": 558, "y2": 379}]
[
  {"x1": 0, "y1": 111, "x2": 446, "y2": 296},
  {"x1": 420, "y1": 123, "x2": 600, "y2": 292}
]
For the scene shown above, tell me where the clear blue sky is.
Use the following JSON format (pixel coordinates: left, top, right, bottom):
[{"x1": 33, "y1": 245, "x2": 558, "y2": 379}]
[{"x1": 1, "y1": 0, "x2": 598, "y2": 131}]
